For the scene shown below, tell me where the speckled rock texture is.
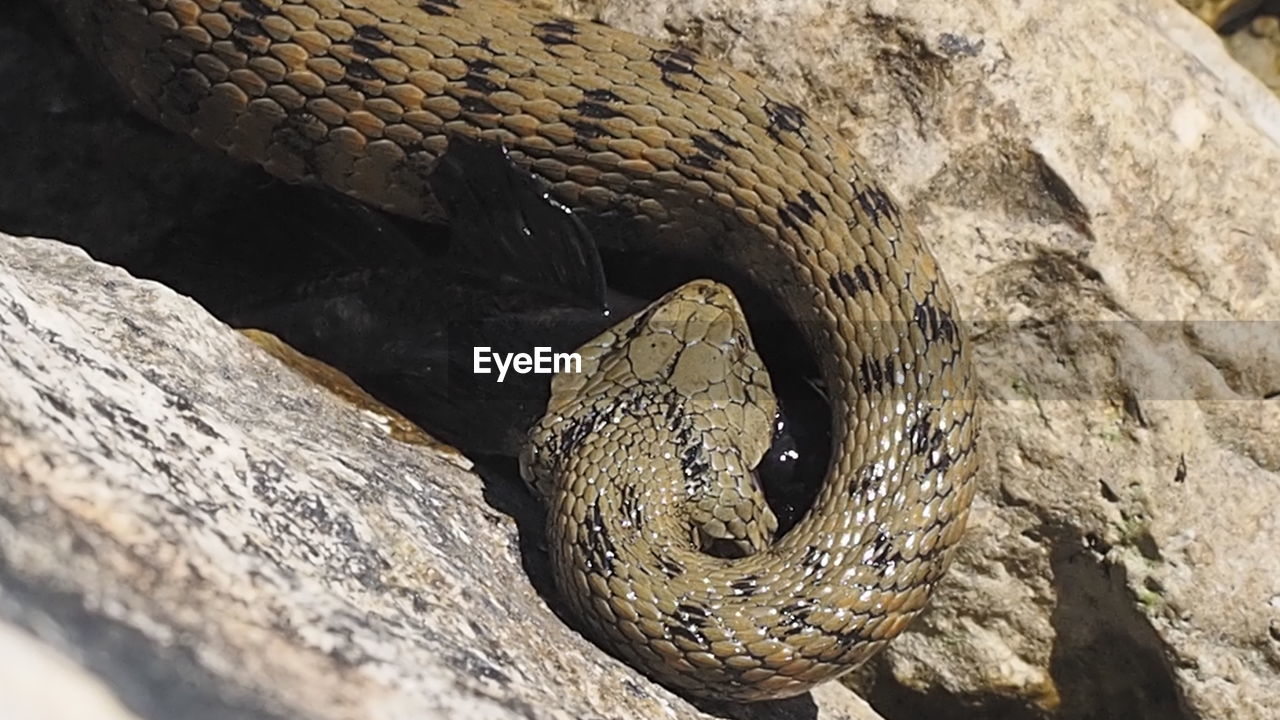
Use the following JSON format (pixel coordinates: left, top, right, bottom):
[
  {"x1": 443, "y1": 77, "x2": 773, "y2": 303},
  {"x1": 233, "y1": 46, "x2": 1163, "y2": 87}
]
[
  {"x1": 2, "y1": 0, "x2": 1279, "y2": 719},
  {"x1": 0, "y1": 231, "x2": 884, "y2": 720}
]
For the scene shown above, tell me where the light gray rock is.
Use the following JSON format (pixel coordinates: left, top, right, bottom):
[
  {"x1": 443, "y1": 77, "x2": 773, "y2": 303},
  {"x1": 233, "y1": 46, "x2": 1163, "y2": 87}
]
[
  {"x1": 0, "y1": 619, "x2": 143, "y2": 720},
  {"x1": 0, "y1": 231, "x2": 884, "y2": 720},
  {"x1": 548, "y1": 0, "x2": 1280, "y2": 718}
]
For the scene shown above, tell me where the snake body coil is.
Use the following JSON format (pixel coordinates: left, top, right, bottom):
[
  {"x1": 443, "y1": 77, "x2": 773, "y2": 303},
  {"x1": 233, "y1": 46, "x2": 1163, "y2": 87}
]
[{"x1": 48, "y1": 0, "x2": 979, "y2": 701}]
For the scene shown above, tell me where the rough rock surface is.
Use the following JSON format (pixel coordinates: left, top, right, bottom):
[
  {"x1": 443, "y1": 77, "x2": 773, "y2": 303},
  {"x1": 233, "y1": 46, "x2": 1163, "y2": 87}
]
[
  {"x1": 0, "y1": 232, "x2": 883, "y2": 720},
  {"x1": 2, "y1": 0, "x2": 1279, "y2": 719}
]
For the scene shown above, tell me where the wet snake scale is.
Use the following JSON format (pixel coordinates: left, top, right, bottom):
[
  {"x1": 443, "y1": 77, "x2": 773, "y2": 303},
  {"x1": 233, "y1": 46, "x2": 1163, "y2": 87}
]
[{"x1": 47, "y1": 0, "x2": 980, "y2": 701}]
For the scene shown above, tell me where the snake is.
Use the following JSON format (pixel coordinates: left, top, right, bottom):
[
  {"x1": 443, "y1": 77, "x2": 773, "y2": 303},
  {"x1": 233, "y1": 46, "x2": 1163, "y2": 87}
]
[{"x1": 44, "y1": 0, "x2": 979, "y2": 702}]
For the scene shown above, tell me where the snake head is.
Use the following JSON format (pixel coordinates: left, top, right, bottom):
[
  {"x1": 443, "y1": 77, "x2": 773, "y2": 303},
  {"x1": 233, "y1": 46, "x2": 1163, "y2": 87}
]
[{"x1": 520, "y1": 280, "x2": 778, "y2": 512}]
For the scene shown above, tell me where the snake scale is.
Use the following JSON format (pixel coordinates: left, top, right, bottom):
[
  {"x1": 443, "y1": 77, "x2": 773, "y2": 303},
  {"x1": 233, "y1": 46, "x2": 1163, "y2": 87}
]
[{"x1": 45, "y1": 0, "x2": 979, "y2": 701}]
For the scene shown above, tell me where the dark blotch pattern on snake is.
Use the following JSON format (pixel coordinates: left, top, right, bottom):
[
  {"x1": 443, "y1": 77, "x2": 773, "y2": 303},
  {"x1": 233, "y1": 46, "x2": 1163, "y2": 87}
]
[{"x1": 43, "y1": 0, "x2": 980, "y2": 700}]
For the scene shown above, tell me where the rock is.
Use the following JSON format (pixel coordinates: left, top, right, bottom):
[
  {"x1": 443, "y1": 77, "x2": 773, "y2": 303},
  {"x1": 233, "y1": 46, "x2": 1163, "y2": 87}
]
[
  {"x1": 541, "y1": 1, "x2": 1280, "y2": 718},
  {"x1": 1168, "y1": 0, "x2": 1280, "y2": 103},
  {"x1": 2, "y1": 0, "x2": 1279, "y2": 719},
  {"x1": 238, "y1": 328, "x2": 475, "y2": 470},
  {"x1": 0, "y1": 231, "x2": 884, "y2": 719},
  {"x1": 1225, "y1": 15, "x2": 1280, "y2": 94},
  {"x1": 1147, "y1": 0, "x2": 1280, "y2": 132},
  {"x1": 0, "y1": 619, "x2": 143, "y2": 720}
]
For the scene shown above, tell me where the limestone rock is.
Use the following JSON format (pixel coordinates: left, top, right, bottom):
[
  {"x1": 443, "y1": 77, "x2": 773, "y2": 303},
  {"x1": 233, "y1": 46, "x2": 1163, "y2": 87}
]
[{"x1": 0, "y1": 231, "x2": 883, "y2": 720}]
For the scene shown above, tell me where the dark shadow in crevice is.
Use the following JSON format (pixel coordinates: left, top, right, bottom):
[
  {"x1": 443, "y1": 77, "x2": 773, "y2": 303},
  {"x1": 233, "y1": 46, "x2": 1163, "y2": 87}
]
[
  {"x1": 689, "y1": 692, "x2": 819, "y2": 720},
  {"x1": 1216, "y1": 1, "x2": 1280, "y2": 34},
  {"x1": 1038, "y1": 523, "x2": 1193, "y2": 720}
]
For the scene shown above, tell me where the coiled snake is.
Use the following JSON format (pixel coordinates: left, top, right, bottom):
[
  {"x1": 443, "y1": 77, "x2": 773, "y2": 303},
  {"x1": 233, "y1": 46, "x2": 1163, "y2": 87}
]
[{"x1": 46, "y1": 0, "x2": 979, "y2": 701}]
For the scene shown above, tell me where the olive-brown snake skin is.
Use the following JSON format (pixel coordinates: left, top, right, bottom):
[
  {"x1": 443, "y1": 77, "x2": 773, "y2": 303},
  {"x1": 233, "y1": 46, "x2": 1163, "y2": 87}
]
[{"x1": 45, "y1": 0, "x2": 980, "y2": 701}]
